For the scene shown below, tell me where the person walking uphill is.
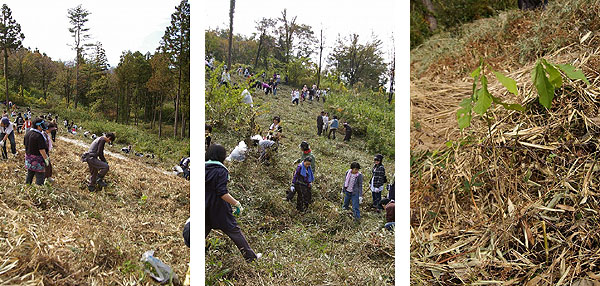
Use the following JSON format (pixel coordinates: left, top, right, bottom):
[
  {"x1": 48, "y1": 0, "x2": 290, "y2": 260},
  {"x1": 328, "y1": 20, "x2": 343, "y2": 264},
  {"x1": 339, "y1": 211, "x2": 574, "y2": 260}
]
[
  {"x1": 81, "y1": 132, "x2": 116, "y2": 191},
  {"x1": 205, "y1": 144, "x2": 261, "y2": 262},
  {"x1": 0, "y1": 117, "x2": 17, "y2": 159},
  {"x1": 342, "y1": 162, "x2": 363, "y2": 221},
  {"x1": 328, "y1": 116, "x2": 339, "y2": 139},
  {"x1": 292, "y1": 157, "x2": 314, "y2": 212},
  {"x1": 370, "y1": 154, "x2": 387, "y2": 211},
  {"x1": 23, "y1": 118, "x2": 49, "y2": 185},
  {"x1": 287, "y1": 141, "x2": 316, "y2": 201}
]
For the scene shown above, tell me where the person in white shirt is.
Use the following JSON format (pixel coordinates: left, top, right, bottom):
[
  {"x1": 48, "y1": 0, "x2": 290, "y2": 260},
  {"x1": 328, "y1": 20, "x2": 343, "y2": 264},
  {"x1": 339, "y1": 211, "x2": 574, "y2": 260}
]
[{"x1": 0, "y1": 117, "x2": 16, "y2": 158}]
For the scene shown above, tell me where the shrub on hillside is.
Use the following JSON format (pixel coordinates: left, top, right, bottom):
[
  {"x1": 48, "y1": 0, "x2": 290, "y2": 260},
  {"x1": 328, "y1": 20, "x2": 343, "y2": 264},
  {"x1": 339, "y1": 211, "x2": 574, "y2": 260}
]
[{"x1": 326, "y1": 89, "x2": 394, "y2": 157}]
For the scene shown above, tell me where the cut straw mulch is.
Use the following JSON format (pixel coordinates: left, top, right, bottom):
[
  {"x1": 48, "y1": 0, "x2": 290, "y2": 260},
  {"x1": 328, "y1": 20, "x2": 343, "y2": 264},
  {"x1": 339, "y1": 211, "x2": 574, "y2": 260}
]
[
  {"x1": 411, "y1": 40, "x2": 600, "y2": 285},
  {"x1": 0, "y1": 134, "x2": 189, "y2": 285}
]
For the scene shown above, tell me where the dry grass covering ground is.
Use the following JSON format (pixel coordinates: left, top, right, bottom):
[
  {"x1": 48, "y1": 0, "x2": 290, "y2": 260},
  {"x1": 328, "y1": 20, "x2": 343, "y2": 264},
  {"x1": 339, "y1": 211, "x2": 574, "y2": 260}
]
[
  {"x1": 205, "y1": 83, "x2": 395, "y2": 285},
  {"x1": 0, "y1": 130, "x2": 189, "y2": 285},
  {"x1": 411, "y1": 1, "x2": 600, "y2": 284}
]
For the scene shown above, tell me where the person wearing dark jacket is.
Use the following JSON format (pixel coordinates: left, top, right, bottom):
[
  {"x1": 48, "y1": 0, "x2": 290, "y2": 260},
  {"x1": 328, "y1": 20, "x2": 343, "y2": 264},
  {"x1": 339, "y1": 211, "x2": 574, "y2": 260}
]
[
  {"x1": 82, "y1": 132, "x2": 115, "y2": 191},
  {"x1": 205, "y1": 144, "x2": 261, "y2": 262},
  {"x1": 287, "y1": 141, "x2": 316, "y2": 201},
  {"x1": 316, "y1": 111, "x2": 324, "y2": 136},
  {"x1": 370, "y1": 154, "x2": 387, "y2": 211},
  {"x1": 343, "y1": 122, "x2": 352, "y2": 142},
  {"x1": 23, "y1": 118, "x2": 49, "y2": 185},
  {"x1": 291, "y1": 157, "x2": 314, "y2": 212}
]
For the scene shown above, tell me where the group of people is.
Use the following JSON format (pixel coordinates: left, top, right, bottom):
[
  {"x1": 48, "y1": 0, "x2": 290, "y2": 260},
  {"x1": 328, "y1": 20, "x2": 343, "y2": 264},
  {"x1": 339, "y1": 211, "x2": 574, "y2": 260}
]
[
  {"x1": 315, "y1": 111, "x2": 351, "y2": 141},
  {"x1": 290, "y1": 85, "x2": 329, "y2": 105}
]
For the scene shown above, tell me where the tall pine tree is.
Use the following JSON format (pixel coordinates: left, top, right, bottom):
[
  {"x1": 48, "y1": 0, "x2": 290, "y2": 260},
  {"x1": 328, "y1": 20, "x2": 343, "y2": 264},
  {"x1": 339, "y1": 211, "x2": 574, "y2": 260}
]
[
  {"x1": 68, "y1": 5, "x2": 91, "y2": 109},
  {"x1": 0, "y1": 4, "x2": 24, "y2": 105},
  {"x1": 160, "y1": 0, "x2": 190, "y2": 137}
]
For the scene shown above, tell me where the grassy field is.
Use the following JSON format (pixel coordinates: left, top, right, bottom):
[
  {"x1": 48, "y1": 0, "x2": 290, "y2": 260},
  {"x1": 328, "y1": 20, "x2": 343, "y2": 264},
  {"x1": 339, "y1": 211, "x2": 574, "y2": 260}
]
[
  {"x1": 0, "y1": 125, "x2": 189, "y2": 285},
  {"x1": 205, "y1": 82, "x2": 395, "y2": 285}
]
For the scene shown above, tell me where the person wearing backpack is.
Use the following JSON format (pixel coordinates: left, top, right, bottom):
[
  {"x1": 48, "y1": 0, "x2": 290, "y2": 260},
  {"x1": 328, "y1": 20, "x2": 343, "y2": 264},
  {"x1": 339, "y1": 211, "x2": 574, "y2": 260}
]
[
  {"x1": 328, "y1": 115, "x2": 339, "y2": 140},
  {"x1": 370, "y1": 154, "x2": 387, "y2": 211},
  {"x1": 205, "y1": 144, "x2": 261, "y2": 262},
  {"x1": 342, "y1": 162, "x2": 364, "y2": 221}
]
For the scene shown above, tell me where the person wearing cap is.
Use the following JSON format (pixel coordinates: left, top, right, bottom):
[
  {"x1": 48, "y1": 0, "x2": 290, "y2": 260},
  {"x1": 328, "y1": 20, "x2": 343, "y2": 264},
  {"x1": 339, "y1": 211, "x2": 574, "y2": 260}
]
[
  {"x1": 43, "y1": 122, "x2": 58, "y2": 180},
  {"x1": 288, "y1": 141, "x2": 316, "y2": 201},
  {"x1": 205, "y1": 144, "x2": 261, "y2": 262},
  {"x1": 82, "y1": 132, "x2": 116, "y2": 191},
  {"x1": 0, "y1": 117, "x2": 17, "y2": 159},
  {"x1": 23, "y1": 118, "x2": 49, "y2": 185},
  {"x1": 370, "y1": 154, "x2": 387, "y2": 211},
  {"x1": 292, "y1": 157, "x2": 314, "y2": 212},
  {"x1": 342, "y1": 162, "x2": 364, "y2": 221}
]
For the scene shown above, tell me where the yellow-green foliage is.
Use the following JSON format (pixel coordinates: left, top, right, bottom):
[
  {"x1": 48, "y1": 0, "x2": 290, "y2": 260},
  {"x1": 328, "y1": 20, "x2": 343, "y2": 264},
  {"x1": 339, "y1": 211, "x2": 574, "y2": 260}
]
[{"x1": 326, "y1": 90, "x2": 394, "y2": 157}]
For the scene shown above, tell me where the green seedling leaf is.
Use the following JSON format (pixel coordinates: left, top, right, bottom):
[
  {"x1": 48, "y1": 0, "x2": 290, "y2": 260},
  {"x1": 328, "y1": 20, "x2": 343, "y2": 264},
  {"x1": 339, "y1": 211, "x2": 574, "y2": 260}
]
[
  {"x1": 491, "y1": 95, "x2": 525, "y2": 112},
  {"x1": 471, "y1": 66, "x2": 481, "y2": 78},
  {"x1": 493, "y1": 71, "x2": 519, "y2": 96},
  {"x1": 473, "y1": 88, "x2": 492, "y2": 115},
  {"x1": 556, "y1": 63, "x2": 590, "y2": 85},
  {"x1": 445, "y1": 141, "x2": 453, "y2": 148},
  {"x1": 542, "y1": 59, "x2": 562, "y2": 88},
  {"x1": 473, "y1": 75, "x2": 492, "y2": 115},
  {"x1": 532, "y1": 62, "x2": 554, "y2": 108},
  {"x1": 457, "y1": 97, "x2": 472, "y2": 130}
]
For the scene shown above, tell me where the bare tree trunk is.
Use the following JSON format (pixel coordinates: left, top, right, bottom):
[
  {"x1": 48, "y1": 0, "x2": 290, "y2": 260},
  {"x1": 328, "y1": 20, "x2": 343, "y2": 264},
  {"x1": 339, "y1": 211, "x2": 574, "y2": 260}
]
[
  {"x1": 317, "y1": 28, "x2": 323, "y2": 89},
  {"x1": 174, "y1": 66, "x2": 181, "y2": 137},
  {"x1": 227, "y1": 0, "x2": 235, "y2": 69},
  {"x1": 74, "y1": 50, "x2": 79, "y2": 108},
  {"x1": 3, "y1": 49, "x2": 8, "y2": 106},
  {"x1": 158, "y1": 92, "x2": 163, "y2": 138},
  {"x1": 254, "y1": 33, "x2": 263, "y2": 69},
  {"x1": 421, "y1": 0, "x2": 438, "y2": 31}
]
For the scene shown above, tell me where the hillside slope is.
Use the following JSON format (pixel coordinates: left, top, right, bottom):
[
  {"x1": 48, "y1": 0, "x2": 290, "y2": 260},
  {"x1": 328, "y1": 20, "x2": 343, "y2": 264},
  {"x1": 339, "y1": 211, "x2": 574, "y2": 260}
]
[
  {"x1": 205, "y1": 83, "x2": 396, "y2": 285},
  {"x1": 0, "y1": 130, "x2": 190, "y2": 285}
]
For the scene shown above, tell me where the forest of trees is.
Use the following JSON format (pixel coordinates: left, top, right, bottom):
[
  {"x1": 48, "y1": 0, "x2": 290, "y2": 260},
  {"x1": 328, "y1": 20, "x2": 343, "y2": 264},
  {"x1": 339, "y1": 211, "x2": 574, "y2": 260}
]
[
  {"x1": 0, "y1": 0, "x2": 190, "y2": 138},
  {"x1": 205, "y1": 8, "x2": 392, "y2": 92}
]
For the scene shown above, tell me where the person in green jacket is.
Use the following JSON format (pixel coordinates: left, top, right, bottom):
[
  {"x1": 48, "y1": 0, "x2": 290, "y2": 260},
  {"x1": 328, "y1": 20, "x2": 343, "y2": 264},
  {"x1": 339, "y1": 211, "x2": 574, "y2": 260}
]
[{"x1": 286, "y1": 141, "x2": 316, "y2": 201}]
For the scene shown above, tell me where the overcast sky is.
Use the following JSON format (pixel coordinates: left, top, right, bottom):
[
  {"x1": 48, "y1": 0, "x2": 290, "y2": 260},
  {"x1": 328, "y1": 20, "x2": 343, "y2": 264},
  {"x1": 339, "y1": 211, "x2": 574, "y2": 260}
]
[
  {"x1": 2, "y1": 0, "x2": 180, "y2": 67},
  {"x1": 204, "y1": 0, "x2": 396, "y2": 65}
]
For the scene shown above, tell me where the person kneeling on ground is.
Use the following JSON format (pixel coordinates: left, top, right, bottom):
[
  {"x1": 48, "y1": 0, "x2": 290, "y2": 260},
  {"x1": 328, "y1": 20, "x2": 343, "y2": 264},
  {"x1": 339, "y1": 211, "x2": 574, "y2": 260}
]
[
  {"x1": 23, "y1": 118, "x2": 49, "y2": 185},
  {"x1": 292, "y1": 157, "x2": 314, "y2": 212},
  {"x1": 342, "y1": 162, "x2": 363, "y2": 221},
  {"x1": 81, "y1": 132, "x2": 115, "y2": 191},
  {"x1": 205, "y1": 144, "x2": 261, "y2": 262},
  {"x1": 379, "y1": 198, "x2": 395, "y2": 231}
]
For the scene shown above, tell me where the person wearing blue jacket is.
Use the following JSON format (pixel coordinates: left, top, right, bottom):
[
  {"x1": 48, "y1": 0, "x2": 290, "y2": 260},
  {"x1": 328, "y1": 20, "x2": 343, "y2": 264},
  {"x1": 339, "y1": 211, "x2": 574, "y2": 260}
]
[
  {"x1": 205, "y1": 144, "x2": 261, "y2": 262},
  {"x1": 328, "y1": 115, "x2": 339, "y2": 140}
]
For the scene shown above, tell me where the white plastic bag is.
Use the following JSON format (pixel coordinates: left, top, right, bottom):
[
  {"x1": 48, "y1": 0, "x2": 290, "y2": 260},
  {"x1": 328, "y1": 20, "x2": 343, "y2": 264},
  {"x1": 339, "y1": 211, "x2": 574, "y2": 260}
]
[
  {"x1": 140, "y1": 250, "x2": 176, "y2": 284},
  {"x1": 242, "y1": 89, "x2": 253, "y2": 106},
  {"x1": 226, "y1": 141, "x2": 248, "y2": 161}
]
